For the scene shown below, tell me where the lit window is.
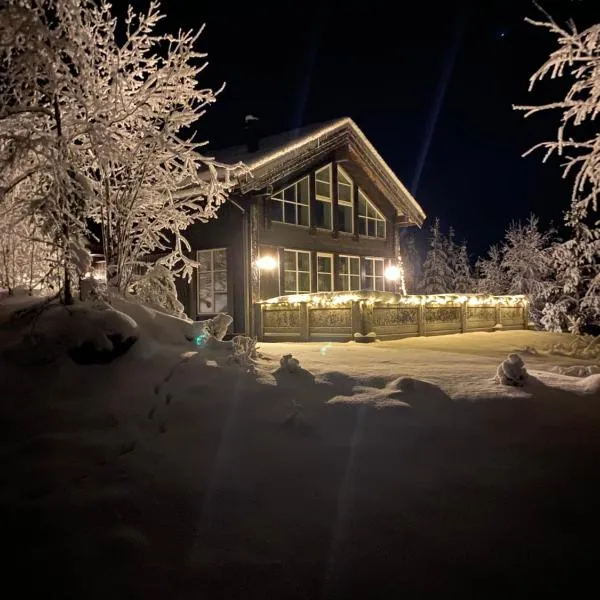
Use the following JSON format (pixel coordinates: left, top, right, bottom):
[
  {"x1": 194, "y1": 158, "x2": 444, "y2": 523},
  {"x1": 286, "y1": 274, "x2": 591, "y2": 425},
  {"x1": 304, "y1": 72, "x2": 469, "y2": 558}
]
[
  {"x1": 337, "y1": 166, "x2": 354, "y2": 234},
  {"x1": 364, "y1": 257, "x2": 385, "y2": 291},
  {"x1": 284, "y1": 249, "x2": 311, "y2": 293},
  {"x1": 271, "y1": 177, "x2": 310, "y2": 226},
  {"x1": 338, "y1": 255, "x2": 360, "y2": 291},
  {"x1": 316, "y1": 253, "x2": 333, "y2": 292},
  {"x1": 315, "y1": 165, "x2": 332, "y2": 229},
  {"x1": 197, "y1": 248, "x2": 228, "y2": 314},
  {"x1": 358, "y1": 190, "x2": 386, "y2": 238}
]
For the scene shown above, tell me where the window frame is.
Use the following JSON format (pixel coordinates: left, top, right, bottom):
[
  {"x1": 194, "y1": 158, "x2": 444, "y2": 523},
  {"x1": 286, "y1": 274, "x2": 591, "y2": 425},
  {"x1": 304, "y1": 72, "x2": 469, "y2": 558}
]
[
  {"x1": 338, "y1": 254, "x2": 361, "y2": 291},
  {"x1": 196, "y1": 247, "x2": 228, "y2": 315},
  {"x1": 271, "y1": 176, "x2": 310, "y2": 227},
  {"x1": 358, "y1": 189, "x2": 386, "y2": 239},
  {"x1": 337, "y1": 165, "x2": 354, "y2": 234},
  {"x1": 314, "y1": 164, "x2": 333, "y2": 230},
  {"x1": 316, "y1": 252, "x2": 334, "y2": 292},
  {"x1": 364, "y1": 256, "x2": 386, "y2": 291},
  {"x1": 283, "y1": 249, "x2": 312, "y2": 294}
]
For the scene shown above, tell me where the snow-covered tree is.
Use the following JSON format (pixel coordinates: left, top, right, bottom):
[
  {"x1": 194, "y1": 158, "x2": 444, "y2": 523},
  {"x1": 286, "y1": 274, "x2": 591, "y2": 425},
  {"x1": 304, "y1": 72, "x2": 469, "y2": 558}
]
[
  {"x1": 514, "y1": 10, "x2": 600, "y2": 226},
  {"x1": 453, "y1": 241, "x2": 473, "y2": 292},
  {"x1": 0, "y1": 0, "x2": 242, "y2": 302},
  {"x1": 132, "y1": 264, "x2": 185, "y2": 317},
  {"x1": 514, "y1": 9, "x2": 600, "y2": 332},
  {"x1": 401, "y1": 234, "x2": 421, "y2": 294},
  {"x1": 502, "y1": 215, "x2": 554, "y2": 298},
  {"x1": 476, "y1": 245, "x2": 507, "y2": 294},
  {"x1": 0, "y1": 204, "x2": 59, "y2": 295},
  {"x1": 420, "y1": 218, "x2": 452, "y2": 294},
  {"x1": 542, "y1": 224, "x2": 600, "y2": 333}
]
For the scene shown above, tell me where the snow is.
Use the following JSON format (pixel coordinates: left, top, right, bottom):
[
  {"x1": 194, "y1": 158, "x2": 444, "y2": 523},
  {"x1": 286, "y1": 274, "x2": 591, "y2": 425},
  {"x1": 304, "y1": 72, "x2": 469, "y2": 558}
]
[{"x1": 2, "y1": 304, "x2": 600, "y2": 597}]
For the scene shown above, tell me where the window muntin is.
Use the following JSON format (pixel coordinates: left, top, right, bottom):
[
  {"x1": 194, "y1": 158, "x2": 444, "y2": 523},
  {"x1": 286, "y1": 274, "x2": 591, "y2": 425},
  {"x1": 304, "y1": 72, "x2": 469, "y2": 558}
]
[
  {"x1": 284, "y1": 249, "x2": 311, "y2": 293},
  {"x1": 197, "y1": 248, "x2": 228, "y2": 313},
  {"x1": 358, "y1": 189, "x2": 386, "y2": 239},
  {"x1": 316, "y1": 253, "x2": 333, "y2": 292},
  {"x1": 337, "y1": 166, "x2": 354, "y2": 234},
  {"x1": 338, "y1": 254, "x2": 360, "y2": 291},
  {"x1": 364, "y1": 256, "x2": 385, "y2": 291},
  {"x1": 271, "y1": 177, "x2": 310, "y2": 226}
]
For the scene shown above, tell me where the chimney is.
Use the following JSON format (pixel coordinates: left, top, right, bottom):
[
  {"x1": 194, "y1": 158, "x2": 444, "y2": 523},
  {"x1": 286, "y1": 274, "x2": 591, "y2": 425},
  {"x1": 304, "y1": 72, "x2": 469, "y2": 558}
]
[{"x1": 244, "y1": 114, "x2": 260, "y2": 153}]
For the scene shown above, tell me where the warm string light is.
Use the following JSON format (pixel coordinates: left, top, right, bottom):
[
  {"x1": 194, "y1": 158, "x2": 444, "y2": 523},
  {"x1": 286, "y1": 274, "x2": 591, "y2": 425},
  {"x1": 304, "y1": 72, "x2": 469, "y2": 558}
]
[{"x1": 261, "y1": 292, "x2": 528, "y2": 308}]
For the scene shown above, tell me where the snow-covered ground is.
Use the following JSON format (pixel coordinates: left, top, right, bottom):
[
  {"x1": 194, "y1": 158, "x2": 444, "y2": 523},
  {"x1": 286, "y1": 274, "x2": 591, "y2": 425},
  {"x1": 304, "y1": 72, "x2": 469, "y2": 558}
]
[{"x1": 2, "y1": 305, "x2": 600, "y2": 599}]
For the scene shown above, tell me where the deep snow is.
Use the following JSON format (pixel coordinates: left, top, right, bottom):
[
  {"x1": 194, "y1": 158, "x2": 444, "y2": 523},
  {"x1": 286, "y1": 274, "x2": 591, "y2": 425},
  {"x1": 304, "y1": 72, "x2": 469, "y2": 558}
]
[{"x1": 2, "y1": 303, "x2": 600, "y2": 599}]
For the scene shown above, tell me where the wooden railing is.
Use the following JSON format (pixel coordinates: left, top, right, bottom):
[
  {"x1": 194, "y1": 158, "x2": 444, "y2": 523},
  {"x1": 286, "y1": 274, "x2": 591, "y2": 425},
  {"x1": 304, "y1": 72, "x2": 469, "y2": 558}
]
[{"x1": 255, "y1": 293, "x2": 528, "y2": 342}]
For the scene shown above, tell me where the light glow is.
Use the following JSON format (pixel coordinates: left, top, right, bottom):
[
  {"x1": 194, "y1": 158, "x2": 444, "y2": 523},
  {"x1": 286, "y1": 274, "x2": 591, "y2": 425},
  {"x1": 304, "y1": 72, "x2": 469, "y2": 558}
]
[
  {"x1": 256, "y1": 255, "x2": 278, "y2": 270},
  {"x1": 384, "y1": 265, "x2": 402, "y2": 282},
  {"x1": 261, "y1": 291, "x2": 527, "y2": 308}
]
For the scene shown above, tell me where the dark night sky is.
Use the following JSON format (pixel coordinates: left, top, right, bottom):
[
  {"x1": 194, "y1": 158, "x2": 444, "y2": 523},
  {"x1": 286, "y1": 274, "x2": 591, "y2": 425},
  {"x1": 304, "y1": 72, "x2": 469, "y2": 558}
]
[{"x1": 122, "y1": 0, "x2": 598, "y2": 257}]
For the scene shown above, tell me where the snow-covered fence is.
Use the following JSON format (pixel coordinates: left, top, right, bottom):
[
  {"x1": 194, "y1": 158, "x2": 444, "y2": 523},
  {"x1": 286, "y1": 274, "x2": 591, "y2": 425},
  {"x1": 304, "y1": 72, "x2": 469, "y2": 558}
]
[{"x1": 256, "y1": 293, "x2": 528, "y2": 342}]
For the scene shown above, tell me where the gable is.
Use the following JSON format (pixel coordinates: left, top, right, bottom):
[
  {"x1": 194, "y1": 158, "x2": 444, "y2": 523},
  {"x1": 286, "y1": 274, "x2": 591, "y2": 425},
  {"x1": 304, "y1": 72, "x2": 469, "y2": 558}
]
[
  {"x1": 267, "y1": 159, "x2": 390, "y2": 239},
  {"x1": 211, "y1": 118, "x2": 426, "y2": 227}
]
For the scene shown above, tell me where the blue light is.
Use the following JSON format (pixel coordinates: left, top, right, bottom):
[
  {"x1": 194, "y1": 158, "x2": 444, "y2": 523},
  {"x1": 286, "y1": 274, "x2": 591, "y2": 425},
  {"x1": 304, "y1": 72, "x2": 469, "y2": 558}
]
[{"x1": 194, "y1": 331, "x2": 210, "y2": 347}]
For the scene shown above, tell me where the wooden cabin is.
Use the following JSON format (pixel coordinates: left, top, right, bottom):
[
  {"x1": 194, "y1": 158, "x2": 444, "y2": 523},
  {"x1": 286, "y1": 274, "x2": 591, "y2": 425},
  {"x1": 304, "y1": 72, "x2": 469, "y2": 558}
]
[{"x1": 178, "y1": 117, "x2": 426, "y2": 336}]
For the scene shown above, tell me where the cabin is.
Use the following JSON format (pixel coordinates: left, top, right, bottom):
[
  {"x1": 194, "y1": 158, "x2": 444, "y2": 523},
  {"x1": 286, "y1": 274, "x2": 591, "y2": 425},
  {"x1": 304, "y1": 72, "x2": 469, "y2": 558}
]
[{"x1": 178, "y1": 117, "x2": 427, "y2": 336}]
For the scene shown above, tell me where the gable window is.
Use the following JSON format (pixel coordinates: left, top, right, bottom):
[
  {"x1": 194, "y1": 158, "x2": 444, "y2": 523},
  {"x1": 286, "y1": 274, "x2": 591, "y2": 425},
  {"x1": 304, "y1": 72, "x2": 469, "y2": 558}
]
[
  {"x1": 271, "y1": 177, "x2": 310, "y2": 226},
  {"x1": 337, "y1": 166, "x2": 354, "y2": 234},
  {"x1": 358, "y1": 190, "x2": 386, "y2": 238},
  {"x1": 338, "y1": 255, "x2": 360, "y2": 291},
  {"x1": 197, "y1": 248, "x2": 228, "y2": 314},
  {"x1": 364, "y1": 257, "x2": 385, "y2": 291},
  {"x1": 315, "y1": 165, "x2": 332, "y2": 229},
  {"x1": 317, "y1": 253, "x2": 334, "y2": 292},
  {"x1": 284, "y1": 249, "x2": 311, "y2": 294}
]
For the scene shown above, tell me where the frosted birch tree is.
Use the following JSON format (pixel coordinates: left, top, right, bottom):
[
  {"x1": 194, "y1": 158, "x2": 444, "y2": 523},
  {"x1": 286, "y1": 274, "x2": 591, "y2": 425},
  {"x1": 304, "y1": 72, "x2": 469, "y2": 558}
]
[
  {"x1": 0, "y1": 0, "x2": 242, "y2": 302},
  {"x1": 514, "y1": 8, "x2": 600, "y2": 332}
]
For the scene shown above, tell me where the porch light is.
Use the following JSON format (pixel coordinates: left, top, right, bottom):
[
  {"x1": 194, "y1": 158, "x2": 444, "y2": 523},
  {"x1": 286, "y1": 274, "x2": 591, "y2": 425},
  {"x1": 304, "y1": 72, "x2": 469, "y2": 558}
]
[
  {"x1": 384, "y1": 265, "x2": 401, "y2": 282},
  {"x1": 256, "y1": 255, "x2": 278, "y2": 270}
]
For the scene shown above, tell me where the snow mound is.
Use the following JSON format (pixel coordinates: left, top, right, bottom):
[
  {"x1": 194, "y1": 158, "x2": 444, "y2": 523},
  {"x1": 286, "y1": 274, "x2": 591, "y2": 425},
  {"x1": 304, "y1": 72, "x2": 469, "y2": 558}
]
[
  {"x1": 111, "y1": 295, "x2": 206, "y2": 347},
  {"x1": 495, "y1": 353, "x2": 527, "y2": 387},
  {"x1": 2, "y1": 303, "x2": 139, "y2": 365},
  {"x1": 551, "y1": 364, "x2": 600, "y2": 378}
]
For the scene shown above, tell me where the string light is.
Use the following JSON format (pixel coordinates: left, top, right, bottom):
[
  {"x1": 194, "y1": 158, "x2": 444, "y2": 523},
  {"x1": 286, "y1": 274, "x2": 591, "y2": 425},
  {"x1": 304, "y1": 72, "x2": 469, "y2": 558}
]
[{"x1": 261, "y1": 292, "x2": 527, "y2": 308}]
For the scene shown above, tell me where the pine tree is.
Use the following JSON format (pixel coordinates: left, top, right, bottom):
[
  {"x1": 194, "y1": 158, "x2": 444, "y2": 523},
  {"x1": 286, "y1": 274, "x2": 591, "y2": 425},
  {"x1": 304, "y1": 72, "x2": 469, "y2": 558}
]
[
  {"x1": 454, "y1": 241, "x2": 473, "y2": 292},
  {"x1": 476, "y1": 245, "x2": 507, "y2": 294},
  {"x1": 401, "y1": 234, "x2": 421, "y2": 294},
  {"x1": 420, "y1": 218, "x2": 452, "y2": 294}
]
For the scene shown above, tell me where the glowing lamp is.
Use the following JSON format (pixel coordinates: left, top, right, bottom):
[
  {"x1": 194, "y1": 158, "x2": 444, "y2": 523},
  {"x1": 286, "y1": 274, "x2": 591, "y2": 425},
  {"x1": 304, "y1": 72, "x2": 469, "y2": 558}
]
[
  {"x1": 256, "y1": 255, "x2": 277, "y2": 270},
  {"x1": 384, "y1": 265, "x2": 402, "y2": 282}
]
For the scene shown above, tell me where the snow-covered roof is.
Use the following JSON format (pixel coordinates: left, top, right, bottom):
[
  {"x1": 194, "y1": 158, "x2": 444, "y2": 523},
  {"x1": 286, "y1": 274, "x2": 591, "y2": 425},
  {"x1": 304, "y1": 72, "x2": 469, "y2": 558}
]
[{"x1": 211, "y1": 118, "x2": 426, "y2": 226}]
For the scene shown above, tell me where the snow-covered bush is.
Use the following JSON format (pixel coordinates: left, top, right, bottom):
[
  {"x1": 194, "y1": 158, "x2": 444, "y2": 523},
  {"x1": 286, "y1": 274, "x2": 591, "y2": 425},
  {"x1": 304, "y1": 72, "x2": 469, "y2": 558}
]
[
  {"x1": 279, "y1": 354, "x2": 301, "y2": 373},
  {"x1": 230, "y1": 335, "x2": 258, "y2": 370},
  {"x1": 132, "y1": 265, "x2": 184, "y2": 318},
  {"x1": 198, "y1": 313, "x2": 233, "y2": 341},
  {"x1": 495, "y1": 354, "x2": 528, "y2": 387}
]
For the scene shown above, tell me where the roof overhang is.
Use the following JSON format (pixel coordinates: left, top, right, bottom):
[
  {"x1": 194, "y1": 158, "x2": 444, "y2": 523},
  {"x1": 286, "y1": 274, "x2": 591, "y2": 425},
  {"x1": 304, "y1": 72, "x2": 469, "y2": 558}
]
[{"x1": 236, "y1": 118, "x2": 426, "y2": 227}]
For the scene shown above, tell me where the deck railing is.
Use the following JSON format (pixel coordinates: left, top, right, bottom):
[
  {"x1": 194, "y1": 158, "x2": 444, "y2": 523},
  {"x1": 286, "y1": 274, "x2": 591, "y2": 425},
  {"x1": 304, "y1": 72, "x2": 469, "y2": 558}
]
[{"x1": 255, "y1": 292, "x2": 528, "y2": 342}]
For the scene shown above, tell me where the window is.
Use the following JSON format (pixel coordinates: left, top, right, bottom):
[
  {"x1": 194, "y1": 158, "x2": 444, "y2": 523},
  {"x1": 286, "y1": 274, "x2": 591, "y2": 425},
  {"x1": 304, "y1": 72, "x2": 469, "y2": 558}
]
[
  {"x1": 314, "y1": 165, "x2": 333, "y2": 229},
  {"x1": 317, "y1": 253, "x2": 333, "y2": 292},
  {"x1": 284, "y1": 249, "x2": 311, "y2": 294},
  {"x1": 358, "y1": 190, "x2": 386, "y2": 238},
  {"x1": 271, "y1": 177, "x2": 310, "y2": 226},
  {"x1": 364, "y1": 257, "x2": 385, "y2": 291},
  {"x1": 337, "y1": 166, "x2": 354, "y2": 233},
  {"x1": 197, "y1": 248, "x2": 228, "y2": 314},
  {"x1": 338, "y1": 255, "x2": 360, "y2": 291}
]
